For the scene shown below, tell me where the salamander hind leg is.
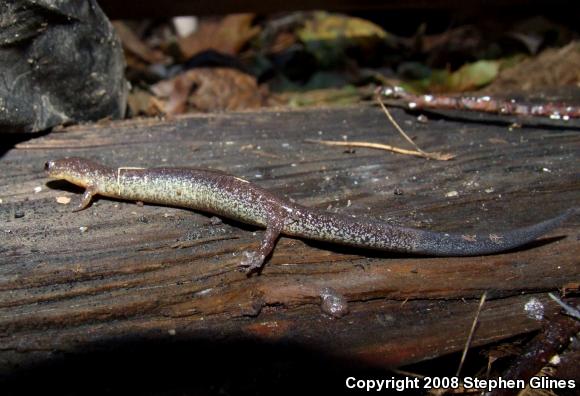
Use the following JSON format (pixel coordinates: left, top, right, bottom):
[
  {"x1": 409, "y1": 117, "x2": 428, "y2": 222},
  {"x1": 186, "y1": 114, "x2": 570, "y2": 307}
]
[
  {"x1": 72, "y1": 186, "x2": 98, "y2": 212},
  {"x1": 239, "y1": 217, "x2": 284, "y2": 275}
]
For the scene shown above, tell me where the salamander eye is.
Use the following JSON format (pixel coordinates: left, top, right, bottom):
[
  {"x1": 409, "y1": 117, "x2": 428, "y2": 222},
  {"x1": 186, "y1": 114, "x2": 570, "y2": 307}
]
[{"x1": 44, "y1": 161, "x2": 53, "y2": 171}]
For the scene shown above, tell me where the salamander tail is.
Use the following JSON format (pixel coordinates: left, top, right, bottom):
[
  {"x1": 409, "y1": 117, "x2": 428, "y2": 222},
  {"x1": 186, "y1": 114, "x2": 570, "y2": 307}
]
[{"x1": 411, "y1": 208, "x2": 576, "y2": 256}]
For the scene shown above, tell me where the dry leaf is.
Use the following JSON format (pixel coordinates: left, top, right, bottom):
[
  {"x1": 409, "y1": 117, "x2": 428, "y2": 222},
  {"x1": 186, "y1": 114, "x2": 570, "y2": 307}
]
[
  {"x1": 484, "y1": 41, "x2": 580, "y2": 93},
  {"x1": 112, "y1": 21, "x2": 168, "y2": 64},
  {"x1": 152, "y1": 68, "x2": 267, "y2": 114},
  {"x1": 178, "y1": 14, "x2": 260, "y2": 59},
  {"x1": 127, "y1": 88, "x2": 165, "y2": 116}
]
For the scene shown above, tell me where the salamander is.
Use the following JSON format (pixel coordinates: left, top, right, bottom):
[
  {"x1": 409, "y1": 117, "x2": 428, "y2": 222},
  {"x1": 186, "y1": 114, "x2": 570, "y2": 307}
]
[{"x1": 45, "y1": 157, "x2": 574, "y2": 272}]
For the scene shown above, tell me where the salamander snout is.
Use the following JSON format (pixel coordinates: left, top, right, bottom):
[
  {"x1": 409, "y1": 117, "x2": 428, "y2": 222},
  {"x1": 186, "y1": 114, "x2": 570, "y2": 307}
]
[
  {"x1": 44, "y1": 160, "x2": 54, "y2": 172},
  {"x1": 44, "y1": 158, "x2": 70, "y2": 178},
  {"x1": 44, "y1": 157, "x2": 107, "y2": 186}
]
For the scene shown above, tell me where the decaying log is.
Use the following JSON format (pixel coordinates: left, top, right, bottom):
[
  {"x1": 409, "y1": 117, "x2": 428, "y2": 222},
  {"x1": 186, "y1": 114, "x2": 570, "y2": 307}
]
[{"x1": 0, "y1": 105, "x2": 578, "y2": 382}]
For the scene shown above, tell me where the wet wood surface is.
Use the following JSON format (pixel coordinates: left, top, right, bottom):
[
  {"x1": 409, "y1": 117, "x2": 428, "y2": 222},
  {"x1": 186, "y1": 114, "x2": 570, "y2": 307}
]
[{"x1": 0, "y1": 105, "x2": 579, "y2": 378}]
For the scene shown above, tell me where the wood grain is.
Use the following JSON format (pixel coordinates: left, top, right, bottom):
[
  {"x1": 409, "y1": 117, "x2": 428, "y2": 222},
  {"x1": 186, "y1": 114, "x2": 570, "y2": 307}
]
[{"x1": 0, "y1": 105, "x2": 578, "y2": 376}]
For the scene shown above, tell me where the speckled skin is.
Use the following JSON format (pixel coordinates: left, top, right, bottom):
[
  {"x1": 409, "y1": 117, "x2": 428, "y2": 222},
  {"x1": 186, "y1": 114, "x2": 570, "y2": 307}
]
[{"x1": 45, "y1": 157, "x2": 573, "y2": 272}]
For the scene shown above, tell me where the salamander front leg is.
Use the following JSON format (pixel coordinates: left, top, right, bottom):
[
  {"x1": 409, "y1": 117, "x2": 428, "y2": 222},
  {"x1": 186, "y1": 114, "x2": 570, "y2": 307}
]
[
  {"x1": 239, "y1": 219, "x2": 283, "y2": 274},
  {"x1": 72, "y1": 186, "x2": 98, "y2": 212}
]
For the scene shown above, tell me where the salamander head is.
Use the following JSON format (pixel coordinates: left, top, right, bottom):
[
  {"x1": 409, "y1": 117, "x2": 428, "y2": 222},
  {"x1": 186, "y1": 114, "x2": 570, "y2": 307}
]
[{"x1": 45, "y1": 157, "x2": 108, "y2": 187}]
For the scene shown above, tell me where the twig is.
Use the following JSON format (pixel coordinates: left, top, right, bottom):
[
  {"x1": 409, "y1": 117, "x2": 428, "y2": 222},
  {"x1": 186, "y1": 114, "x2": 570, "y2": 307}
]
[
  {"x1": 376, "y1": 94, "x2": 427, "y2": 154},
  {"x1": 304, "y1": 139, "x2": 454, "y2": 160},
  {"x1": 548, "y1": 293, "x2": 580, "y2": 320},
  {"x1": 379, "y1": 85, "x2": 580, "y2": 119},
  {"x1": 305, "y1": 94, "x2": 454, "y2": 160},
  {"x1": 456, "y1": 291, "x2": 487, "y2": 377},
  {"x1": 486, "y1": 311, "x2": 580, "y2": 396},
  {"x1": 376, "y1": 94, "x2": 454, "y2": 160}
]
